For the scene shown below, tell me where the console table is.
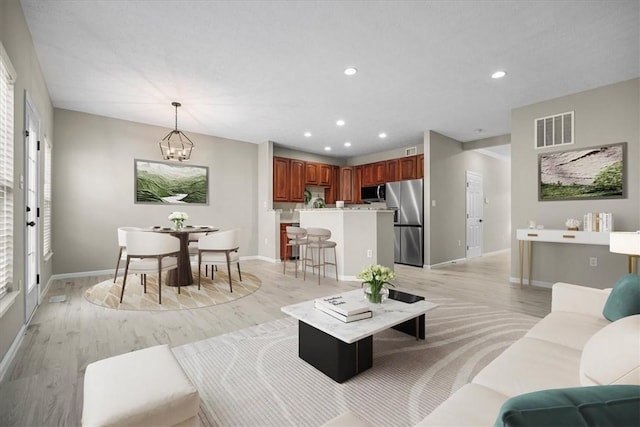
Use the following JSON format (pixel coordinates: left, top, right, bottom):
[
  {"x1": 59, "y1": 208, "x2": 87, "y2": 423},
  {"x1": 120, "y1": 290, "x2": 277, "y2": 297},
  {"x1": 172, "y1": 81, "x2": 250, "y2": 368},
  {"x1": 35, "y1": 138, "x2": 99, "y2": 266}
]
[{"x1": 516, "y1": 229, "x2": 610, "y2": 287}]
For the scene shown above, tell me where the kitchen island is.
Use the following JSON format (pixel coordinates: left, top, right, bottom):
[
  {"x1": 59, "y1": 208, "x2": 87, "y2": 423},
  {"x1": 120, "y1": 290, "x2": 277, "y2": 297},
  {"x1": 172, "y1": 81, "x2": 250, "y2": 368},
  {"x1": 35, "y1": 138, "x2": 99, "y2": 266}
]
[{"x1": 299, "y1": 208, "x2": 394, "y2": 280}]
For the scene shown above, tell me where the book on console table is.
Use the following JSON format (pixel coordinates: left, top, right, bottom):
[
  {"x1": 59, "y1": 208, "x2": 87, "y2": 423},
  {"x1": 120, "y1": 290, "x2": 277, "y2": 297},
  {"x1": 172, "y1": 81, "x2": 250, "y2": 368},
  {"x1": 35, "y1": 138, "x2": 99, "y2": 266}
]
[
  {"x1": 314, "y1": 302, "x2": 372, "y2": 323},
  {"x1": 315, "y1": 295, "x2": 370, "y2": 316}
]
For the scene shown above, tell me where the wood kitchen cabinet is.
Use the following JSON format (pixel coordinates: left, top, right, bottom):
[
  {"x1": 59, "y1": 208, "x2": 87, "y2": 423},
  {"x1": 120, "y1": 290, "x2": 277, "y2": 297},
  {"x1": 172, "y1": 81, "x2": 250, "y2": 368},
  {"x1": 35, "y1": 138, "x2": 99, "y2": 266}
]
[
  {"x1": 273, "y1": 157, "x2": 290, "y2": 201},
  {"x1": 417, "y1": 154, "x2": 424, "y2": 178},
  {"x1": 373, "y1": 161, "x2": 386, "y2": 184},
  {"x1": 386, "y1": 159, "x2": 399, "y2": 182},
  {"x1": 319, "y1": 163, "x2": 332, "y2": 186},
  {"x1": 362, "y1": 163, "x2": 374, "y2": 187},
  {"x1": 340, "y1": 167, "x2": 355, "y2": 202},
  {"x1": 305, "y1": 162, "x2": 319, "y2": 185},
  {"x1": 289, "y1": 159, "x2": 305, "y2": 202},
  {"x1": 355, "y1": 166, "x2": 363, "y2": 203},
  {"x1": 279, "y1": 223, "x2": 291, "y2": 260},
  {"x1": 399, "y1": 155, "x2": 418, "y2": 180},
  {"x1": 325, "y1": 166, "x2": 340, "y2": 204}
]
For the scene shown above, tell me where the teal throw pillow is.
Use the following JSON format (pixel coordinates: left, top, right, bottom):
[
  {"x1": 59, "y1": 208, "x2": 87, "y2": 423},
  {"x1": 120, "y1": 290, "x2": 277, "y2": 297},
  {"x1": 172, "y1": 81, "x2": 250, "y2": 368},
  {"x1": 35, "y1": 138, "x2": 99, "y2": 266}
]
[
  {"x1": 494, "y1": 385, "x2": 640, "y2": 427},
  {"x1": 602, "y1": 274, "x2": 640, "y2": 321}
]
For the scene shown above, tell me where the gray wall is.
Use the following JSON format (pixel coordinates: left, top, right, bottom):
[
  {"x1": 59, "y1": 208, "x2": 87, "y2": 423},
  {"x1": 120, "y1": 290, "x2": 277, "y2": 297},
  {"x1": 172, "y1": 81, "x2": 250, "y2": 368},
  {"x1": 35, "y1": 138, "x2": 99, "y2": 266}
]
[
  {"x1": 0, "y1": 0, "x2": 54, "y2": 369},
  {"x1": 52, "y1": 109, "x2": 258, "y2": 274},
  {"x1": 273, "y1": 146, "x2": 345, "y2": 166},
  {"x1": 427, "y1": 131, "x2": 511, "y2": 266},
  {"x1": 347, "y1": 144, "x2": 424, "y2": 166},
  {"x1": 511, "y1": 78, "x2": 639, "y2": 287}
]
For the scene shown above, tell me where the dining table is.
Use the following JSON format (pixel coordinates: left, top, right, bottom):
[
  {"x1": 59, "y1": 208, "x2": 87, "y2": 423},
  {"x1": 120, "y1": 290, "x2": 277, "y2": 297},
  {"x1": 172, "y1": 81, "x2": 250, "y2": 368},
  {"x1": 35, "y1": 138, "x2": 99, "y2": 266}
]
[{"x1": 147, "y1": 225, "x2": 218, "y2": 287}]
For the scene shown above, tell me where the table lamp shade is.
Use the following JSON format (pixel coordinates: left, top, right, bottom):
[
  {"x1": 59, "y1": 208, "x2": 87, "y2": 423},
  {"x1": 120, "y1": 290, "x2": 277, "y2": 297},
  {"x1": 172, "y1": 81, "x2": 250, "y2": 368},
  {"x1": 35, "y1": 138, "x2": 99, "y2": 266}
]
[
  {"x1": 609, "y1": 232, "x2": 640, "y2": 255},
  {"x1": 610, "y1": 231, "x2": 640, "y2": 274}
]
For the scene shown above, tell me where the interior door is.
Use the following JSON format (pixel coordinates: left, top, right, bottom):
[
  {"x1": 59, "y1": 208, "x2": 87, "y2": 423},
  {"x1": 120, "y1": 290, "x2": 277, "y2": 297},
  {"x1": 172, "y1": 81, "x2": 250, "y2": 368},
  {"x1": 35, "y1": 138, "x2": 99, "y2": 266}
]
[
  {"x1": 24, "y1": 94, "x2": 40, "y2": 322},
  {"x1": 465, "y1": 171, "x2": 483, "y2": 259}
]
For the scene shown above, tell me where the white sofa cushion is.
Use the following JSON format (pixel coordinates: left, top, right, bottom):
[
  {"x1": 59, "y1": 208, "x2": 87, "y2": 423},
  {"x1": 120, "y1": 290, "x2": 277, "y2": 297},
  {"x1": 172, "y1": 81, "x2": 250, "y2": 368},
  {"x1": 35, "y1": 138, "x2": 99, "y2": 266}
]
[
  {"x1": 416, "y1": 383, "x2": 508, "y2": 427},
  {"x1": 82, "y1": 344, "x2": 200, "y2": 427},
  {"x1": 580, "y1": 314, "x2": 640, "y2": 386},
  {"x1": 472, "y1": 337, "x2": 581, "y2": 397},
  {"x1": 551, "y1": 282, "x2": 610, "y2": 318},
  {"x1": 525, "y1": 312, "x2": 610, "y2": 351}
]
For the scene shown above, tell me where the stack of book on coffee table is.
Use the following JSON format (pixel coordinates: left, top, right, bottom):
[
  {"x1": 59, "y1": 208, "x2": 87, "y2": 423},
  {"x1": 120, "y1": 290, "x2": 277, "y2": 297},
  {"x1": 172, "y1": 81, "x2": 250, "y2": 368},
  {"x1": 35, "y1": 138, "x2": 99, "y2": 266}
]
[{"x1": 314, "y1": 295, "x2": 372, "y2": 323}]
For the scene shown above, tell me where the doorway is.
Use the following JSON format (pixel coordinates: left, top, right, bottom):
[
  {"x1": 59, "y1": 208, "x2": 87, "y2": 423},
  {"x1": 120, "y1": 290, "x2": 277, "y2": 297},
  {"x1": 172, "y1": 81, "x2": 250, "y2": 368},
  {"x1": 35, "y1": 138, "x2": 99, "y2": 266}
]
[
  {"x1": 465, "y1": 171, "x2": 483, "y2": 259},
  {"x1": 24, "y1": 94, "x2": 40, "y2": 323}
]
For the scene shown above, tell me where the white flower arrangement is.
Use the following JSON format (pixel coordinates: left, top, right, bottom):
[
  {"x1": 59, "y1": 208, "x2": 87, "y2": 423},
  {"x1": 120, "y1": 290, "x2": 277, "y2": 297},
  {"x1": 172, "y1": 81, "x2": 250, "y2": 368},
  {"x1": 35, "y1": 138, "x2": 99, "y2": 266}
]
[
  {"x1": 168, "y1": 211, "x2": 189, "y2": 228},
  {"x1": 357, "y1": 264, "x2": 396, "y2": 303}
]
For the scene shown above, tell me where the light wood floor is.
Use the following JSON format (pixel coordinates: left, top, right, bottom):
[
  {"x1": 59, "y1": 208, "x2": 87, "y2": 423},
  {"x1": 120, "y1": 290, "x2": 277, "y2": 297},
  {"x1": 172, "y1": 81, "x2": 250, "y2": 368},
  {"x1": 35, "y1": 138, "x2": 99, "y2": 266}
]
[{"x1": 0, "y1": 250, "x2": 550, "y2": 427}]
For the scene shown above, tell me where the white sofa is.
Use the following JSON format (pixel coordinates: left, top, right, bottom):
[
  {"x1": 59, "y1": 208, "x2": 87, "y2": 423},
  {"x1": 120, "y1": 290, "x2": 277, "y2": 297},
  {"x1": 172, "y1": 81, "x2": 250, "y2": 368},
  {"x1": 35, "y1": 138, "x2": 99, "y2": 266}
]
[{"x1": 325, "y1": 282, "x2": 640, "y2": 427}]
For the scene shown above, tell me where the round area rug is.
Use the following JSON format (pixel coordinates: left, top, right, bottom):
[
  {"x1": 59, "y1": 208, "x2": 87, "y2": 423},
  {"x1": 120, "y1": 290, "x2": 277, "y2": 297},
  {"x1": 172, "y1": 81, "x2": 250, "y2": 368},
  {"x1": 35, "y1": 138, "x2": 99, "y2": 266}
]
[{"x1": 84, "y1": 270, "x2": 261, "y2": 311}]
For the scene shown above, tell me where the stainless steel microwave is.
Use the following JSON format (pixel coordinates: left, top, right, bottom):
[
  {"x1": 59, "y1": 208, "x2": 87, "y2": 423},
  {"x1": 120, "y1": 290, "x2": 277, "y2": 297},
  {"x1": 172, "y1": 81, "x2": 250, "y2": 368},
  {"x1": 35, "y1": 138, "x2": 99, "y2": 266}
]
[{"x1": 360, "y1": 185, "x2": 385, "y2": 203}]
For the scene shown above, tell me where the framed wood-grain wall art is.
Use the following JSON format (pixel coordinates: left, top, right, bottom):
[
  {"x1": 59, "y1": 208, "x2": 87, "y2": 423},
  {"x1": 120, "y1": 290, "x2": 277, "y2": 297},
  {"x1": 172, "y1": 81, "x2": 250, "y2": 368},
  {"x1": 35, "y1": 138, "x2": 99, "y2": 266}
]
[
  {"x1": 538, "y1": 142, "x2": 626, "y2": 201},
  {"x1": 134, "y1": 159, "x2": 209, "y2": 205}
]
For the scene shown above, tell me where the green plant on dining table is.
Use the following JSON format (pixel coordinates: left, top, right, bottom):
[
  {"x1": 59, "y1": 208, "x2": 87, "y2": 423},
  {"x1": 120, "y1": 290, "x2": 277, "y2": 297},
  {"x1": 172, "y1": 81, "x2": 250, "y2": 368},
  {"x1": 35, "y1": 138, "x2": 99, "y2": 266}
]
[{"x1": 357, "y1": 264, "x2": 395, "y2": 303}]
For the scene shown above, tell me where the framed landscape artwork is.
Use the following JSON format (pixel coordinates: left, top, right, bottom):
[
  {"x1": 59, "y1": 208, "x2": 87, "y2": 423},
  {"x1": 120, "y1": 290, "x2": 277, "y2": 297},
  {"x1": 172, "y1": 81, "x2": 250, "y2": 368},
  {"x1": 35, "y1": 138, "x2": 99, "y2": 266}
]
[
  {"x1": 538, "y1": 142, "x2": 626, "y2": 201},
  {"x1": 135, "y1": 159, "x2": 209, "y2": 205}
]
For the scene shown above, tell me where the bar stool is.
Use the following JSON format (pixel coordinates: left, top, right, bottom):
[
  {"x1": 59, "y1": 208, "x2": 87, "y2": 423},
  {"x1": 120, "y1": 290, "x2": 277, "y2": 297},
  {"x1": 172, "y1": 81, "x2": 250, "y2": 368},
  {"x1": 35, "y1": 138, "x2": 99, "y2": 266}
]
[
  {"x1": 283, "y1": 226, "x2": 308, "y2": 277},
  {"x1": 304, "y1": 227, "x2": 338, "y2": 285}
]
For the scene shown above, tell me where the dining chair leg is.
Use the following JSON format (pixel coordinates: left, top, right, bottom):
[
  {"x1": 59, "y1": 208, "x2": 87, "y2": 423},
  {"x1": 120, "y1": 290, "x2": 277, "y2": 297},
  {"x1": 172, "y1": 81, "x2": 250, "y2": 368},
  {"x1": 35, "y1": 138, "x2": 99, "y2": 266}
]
[
  {"x1": 120, "y1": 259, "x2": 130, "y2": 303},
  {"x1": 157, "y1": 260, "x2": 162, "y2": 304},
  {"x1": 333, "y1": 247, "x2": 338, "y2": 281},
  {"x1": 114, "y1": 247, "x2": 123, "y2": 282},
  {"x1": 225, "y1": 253, "x2": 233, "y2": 293},
  {"x1": 237, "y1": 262, "x2": 242, "y2": 281},
  {"x1": 142, "y1": 274, "x2": 147, "y2": 294},
  {"x1": 198, "y1": 253, "x2": 202, "y2": 290}
]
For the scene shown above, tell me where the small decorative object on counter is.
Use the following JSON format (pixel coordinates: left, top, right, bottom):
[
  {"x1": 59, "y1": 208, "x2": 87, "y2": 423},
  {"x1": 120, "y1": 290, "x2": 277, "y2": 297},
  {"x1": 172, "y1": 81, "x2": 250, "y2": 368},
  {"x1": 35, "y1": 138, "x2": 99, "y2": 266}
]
[
  {"x1": 168, "y1": 211, "x2": 188, "y2": 229},
  {"x1": 565, "y1": 218, "x2": 581, "y2": 231},
  {"x1": 357, "y1": 264, "x2": 395, "y2": 304}
]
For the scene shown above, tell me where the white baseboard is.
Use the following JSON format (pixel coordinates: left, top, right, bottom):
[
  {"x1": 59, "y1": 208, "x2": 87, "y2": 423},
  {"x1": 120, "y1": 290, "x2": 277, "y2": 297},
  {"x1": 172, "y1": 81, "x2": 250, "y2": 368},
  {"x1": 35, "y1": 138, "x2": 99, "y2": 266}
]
[
  {"x1": 508, "y1": 276, "x2": 553, "y2": 289},
  {"x1": 40, "y1": 276, "x2": 54, "y2": 301},
  {"x1": 0, "y1": 324, "x2": 26, "y2": 383},
  {"x1": 51, "y1": 269, "x2": 114, "y2": 281},
  {"x1": 427, "y1": 257, "x2": 466, "y2": 269},
  {"x1": 241, "y1": 255, "x2": 279, "y2": 263}
]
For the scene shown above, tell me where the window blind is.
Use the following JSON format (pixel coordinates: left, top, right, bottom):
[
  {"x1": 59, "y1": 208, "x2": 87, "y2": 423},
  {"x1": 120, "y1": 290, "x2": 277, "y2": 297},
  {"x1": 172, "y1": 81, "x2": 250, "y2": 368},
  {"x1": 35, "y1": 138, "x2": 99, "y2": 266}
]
[
  {"x1": 43, "y1": 138, "x2": 52, "y2": 258},
  {"x1": 0, "y1": 43, "x2": 15, "y2": 301}
]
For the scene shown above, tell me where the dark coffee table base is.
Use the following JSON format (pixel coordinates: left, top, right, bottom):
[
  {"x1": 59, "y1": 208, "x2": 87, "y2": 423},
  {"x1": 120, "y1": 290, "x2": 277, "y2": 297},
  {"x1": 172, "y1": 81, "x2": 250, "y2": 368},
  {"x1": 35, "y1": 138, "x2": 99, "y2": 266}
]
[
  {"x1": 298, "y1": 315, "x2": 425, "y2": 383},
  {"x1": 298, "y1": 321, "x2": 372, "y2": 383}
]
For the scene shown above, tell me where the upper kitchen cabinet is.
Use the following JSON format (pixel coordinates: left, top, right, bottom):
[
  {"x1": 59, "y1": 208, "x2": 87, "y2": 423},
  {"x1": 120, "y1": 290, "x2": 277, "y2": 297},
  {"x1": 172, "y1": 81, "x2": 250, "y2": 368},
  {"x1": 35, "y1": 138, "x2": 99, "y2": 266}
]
[
  {"x1": 386, "y1": 159, "x2": 399, "y2": 182},
  {"x1": 325, "y1": 166, "x2": 340, "y2": 204},
  {"x1": 319, "y1": 163, "x2": 332, "y2": 186},
  {"x1": 306, "y1": 162, "x2": 319, "y2": 185},
  {"x1": 289, "y1": 159, "x2": 306, "y2": 202},
  {"x1": 399, "y1": 155, "x2": 418, "y2": 180},
  {"x1": 340, "y1": 167, "x2": 355, "y2": 202},
  {"x1": 355, "y1": 166, "x2": 363, "y2": 203},
  {"x1": 362, "y1": 161, "x2": 386, "y2": 186},
  {"x1": 273, "y1": 157, "x2": 290, "y2": 201},
  {"x1": 417, "y1": 154, "x2": 424, "y2": 178}
]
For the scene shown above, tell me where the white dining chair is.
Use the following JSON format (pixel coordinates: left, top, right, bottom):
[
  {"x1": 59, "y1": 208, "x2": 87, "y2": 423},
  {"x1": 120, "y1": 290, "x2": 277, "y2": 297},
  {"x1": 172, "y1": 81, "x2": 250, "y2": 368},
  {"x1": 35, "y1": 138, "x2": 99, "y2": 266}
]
[
  {"x1": 113, "y1": 226, "x2": 142, "y2": 283},
  {"x1": 120, "y1": 232, "x2": 180, "y2": 304},
  {"x1": 197, "y1": 229, "x2": 242, "y2": 292}
]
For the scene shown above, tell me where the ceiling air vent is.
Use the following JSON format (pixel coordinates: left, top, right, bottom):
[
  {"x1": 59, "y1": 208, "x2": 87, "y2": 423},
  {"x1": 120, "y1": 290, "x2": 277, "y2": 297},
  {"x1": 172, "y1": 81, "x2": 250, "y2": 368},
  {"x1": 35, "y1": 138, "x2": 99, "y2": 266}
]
[
  {"x1": 535, "y1": 111, "x2": 574, "y2": 149},
  {"x1": 405, "y1": 146, "x2": 417, "y2": 156}
]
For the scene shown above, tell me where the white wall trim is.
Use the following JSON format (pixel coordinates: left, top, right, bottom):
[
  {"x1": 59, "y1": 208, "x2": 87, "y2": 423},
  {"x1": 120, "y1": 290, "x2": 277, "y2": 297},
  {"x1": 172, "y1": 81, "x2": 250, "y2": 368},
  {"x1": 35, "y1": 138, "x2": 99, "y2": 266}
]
[
  {"x1": 51, "y1": 269, "x2": 114, "y2": 281},
  {"x1": 509, "y1": 276, "x2": 553, "y2": 289},
  {"x1": 427, "y1": 257, "x2": 467, "y2": 269},
  {"x1": 0, "y1": 324, "x2": 26, "y2": 383},
  {"x1": 40, "y1": 276, "x2": 54, "y2": 301},
  {"x1": 241, "y1": 255, "x2": 279, "y2": 263}
]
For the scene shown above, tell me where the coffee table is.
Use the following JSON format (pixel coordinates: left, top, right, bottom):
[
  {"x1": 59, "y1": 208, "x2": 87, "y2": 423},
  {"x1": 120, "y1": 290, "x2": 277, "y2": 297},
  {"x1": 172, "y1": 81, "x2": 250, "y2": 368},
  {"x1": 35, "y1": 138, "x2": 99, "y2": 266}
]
[{"x1": 281, "y1": 288, "x2": 438, "y2": 383}]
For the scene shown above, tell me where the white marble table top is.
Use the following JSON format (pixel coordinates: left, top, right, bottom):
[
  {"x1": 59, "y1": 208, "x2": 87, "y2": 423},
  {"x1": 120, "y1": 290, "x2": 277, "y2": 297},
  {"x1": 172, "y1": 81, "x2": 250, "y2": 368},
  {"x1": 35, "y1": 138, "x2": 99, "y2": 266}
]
[{"x1": 281, "y1": 288, "x2": 439, "y2": 344}]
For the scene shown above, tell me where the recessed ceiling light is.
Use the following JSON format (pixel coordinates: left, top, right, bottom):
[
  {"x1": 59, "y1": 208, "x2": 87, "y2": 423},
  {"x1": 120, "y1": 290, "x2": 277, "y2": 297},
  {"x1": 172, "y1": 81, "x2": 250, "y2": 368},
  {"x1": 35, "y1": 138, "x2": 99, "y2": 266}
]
[
  {"x1": 491, "y1": 70, "x2": 507, "y2": 79},
  {"x1": 304, "y1": 132, "x2": 312, "y2": 137},
  {"x1": 344, "y1": 67, "x2": 358, "y2": 76},
  {"x1": 378, "y1": 132, "x2": 387, "y2": 139},
  {"x1": 344, "y1": 142, "x2": 352, "y2": 147},
  {"x1": 324, "y1": 146, "x2": 332, "y2": 151},
  {"x1": 336, "y1": 119, "x2": 345, "y2": 126}
]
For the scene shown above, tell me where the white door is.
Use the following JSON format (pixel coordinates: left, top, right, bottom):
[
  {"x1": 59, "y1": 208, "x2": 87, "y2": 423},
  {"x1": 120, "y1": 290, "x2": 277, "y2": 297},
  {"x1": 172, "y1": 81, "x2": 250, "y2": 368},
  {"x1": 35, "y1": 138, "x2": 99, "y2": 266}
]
[
  {"x1": 24, "y1": 95, "x2": 40, "y2": 322},
  {"x1": 465, "y1": 171, "x2": 483, "y2": 259}
]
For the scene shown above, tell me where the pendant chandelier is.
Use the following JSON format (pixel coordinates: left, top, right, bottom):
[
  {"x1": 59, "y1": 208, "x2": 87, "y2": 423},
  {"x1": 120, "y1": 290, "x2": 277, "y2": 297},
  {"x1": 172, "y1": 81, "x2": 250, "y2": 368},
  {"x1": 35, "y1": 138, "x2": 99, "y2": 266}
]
[{"x1": 159, "y1": 102, "x2": 194, "y2": 162}]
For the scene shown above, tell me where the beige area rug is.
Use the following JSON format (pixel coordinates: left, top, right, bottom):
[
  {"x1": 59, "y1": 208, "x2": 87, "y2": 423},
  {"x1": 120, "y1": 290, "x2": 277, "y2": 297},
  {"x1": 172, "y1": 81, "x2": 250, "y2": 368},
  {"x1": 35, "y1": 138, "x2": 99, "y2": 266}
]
[
  {"x1": 173, "y1": 297, "x2": 540, "y2": 426},
  {"x1": 84, "y1": 270, "x2": 261, "y2": 311}
]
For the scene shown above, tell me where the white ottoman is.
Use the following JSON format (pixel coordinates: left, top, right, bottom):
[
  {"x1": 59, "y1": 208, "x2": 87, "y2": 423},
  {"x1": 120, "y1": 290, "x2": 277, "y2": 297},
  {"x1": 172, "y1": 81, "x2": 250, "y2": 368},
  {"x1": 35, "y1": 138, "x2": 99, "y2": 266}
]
[{"x1": 82, "y1": 344, "x2": 200, "y2": 427}]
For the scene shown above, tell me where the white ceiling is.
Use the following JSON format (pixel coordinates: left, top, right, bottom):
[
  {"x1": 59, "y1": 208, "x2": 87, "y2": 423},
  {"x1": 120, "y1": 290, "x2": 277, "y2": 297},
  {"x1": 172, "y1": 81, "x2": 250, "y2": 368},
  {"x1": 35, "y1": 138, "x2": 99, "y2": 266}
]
[{"x1": 20, "y1": 0, "x2": 639, "y2": 158}]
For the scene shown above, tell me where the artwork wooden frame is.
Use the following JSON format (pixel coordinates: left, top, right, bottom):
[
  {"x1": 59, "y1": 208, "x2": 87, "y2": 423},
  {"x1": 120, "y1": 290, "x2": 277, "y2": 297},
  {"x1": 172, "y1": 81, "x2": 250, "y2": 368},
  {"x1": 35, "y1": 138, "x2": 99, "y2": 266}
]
[
  {"x1": 134, "y1": 159, "x2": 209, "y2": 205},
  {"x1": 538, "y1": 142, "x2": 626, "y2": 201}
]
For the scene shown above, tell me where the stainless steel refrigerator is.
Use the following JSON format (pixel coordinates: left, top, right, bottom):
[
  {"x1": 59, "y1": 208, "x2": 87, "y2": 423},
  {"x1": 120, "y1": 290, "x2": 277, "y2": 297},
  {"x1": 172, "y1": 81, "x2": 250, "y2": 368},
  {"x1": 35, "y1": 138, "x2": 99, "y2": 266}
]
[{"x1": 385, "y1": 179, "x2": 423, "y2": 267}]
